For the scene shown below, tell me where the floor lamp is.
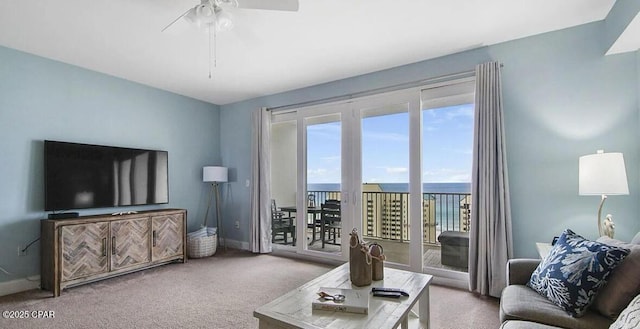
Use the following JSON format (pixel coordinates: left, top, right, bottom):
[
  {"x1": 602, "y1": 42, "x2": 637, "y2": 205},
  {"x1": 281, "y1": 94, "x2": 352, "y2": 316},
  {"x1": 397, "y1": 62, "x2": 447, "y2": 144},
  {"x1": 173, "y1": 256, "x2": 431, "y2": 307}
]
[
  {"x1": 203, "y1": 166, "x2": 228, "y2": 250},
  {"x1": 579, "y1": 150, "x2": 629, "y2": 238}
]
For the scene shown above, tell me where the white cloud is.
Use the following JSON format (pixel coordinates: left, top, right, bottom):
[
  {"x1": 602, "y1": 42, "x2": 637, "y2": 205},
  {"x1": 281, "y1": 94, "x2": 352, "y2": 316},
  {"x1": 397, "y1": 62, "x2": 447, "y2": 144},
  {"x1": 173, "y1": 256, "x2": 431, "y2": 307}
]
[
  {"x1": 307, "y1": 168, "x2": 327, "y2": 176},
  {"x1": 307, "y1": 167, "x2": 341, "y2": 183},
  {"x1": 319, "y1": 155, "x2": 341, "y2": 162},
  {"x1": 445, "y1": 106, "x2": 474, "y2": 120},
  {"x1": 307, "y1": 123, "x2": 341, "y2": 140},
  {"x1": 362, "y1": 131, "x2": 408, "y2": 142},
  {"x1": 386, "y1": 167, "x2": 408, "y2": 174}
]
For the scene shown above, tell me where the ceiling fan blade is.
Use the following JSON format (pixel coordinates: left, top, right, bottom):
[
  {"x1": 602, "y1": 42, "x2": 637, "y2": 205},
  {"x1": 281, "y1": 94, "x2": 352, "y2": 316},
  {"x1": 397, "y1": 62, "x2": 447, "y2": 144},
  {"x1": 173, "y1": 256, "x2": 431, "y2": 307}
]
[
  {"x1": 161, "y1": 7, "x2": 195, "y2": 32},
  {"x1": 235, "y1": 0, "x2": 299, "y2": 11}
]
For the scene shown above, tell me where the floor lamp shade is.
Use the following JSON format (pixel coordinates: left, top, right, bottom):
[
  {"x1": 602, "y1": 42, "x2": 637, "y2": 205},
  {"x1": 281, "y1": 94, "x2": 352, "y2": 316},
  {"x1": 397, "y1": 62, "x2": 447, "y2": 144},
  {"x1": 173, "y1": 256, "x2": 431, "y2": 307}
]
[
  {"x1": 579, "y1": 151, "x2": 629, "y2": 238},
  {"x1": 579, "y1": 152, "x2": 629, "y2": 196},
  {"x1": 203, "y1": 166, "x2": 228, "y2": 183}
]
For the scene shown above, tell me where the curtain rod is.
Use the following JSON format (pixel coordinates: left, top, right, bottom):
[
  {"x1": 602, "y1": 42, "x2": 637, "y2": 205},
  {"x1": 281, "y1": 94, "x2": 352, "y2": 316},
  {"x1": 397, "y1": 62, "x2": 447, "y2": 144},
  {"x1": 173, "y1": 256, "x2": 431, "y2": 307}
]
[{"x1": 267, "y1": 68, "x2": 480, "y2": 113}]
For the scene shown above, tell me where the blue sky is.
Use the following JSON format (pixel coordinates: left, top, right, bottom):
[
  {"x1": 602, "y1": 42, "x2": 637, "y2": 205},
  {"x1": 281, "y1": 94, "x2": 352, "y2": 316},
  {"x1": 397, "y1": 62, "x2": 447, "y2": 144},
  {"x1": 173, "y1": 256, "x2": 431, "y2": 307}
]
[{"x1": 307, "y1": 103, "x2": 474, "y2": 184}]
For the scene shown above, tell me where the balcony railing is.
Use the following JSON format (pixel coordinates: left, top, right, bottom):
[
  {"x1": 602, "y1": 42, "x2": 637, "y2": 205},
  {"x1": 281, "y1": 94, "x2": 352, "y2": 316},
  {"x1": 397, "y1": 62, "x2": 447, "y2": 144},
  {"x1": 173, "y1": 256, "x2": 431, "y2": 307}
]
[{"x1": 307, "y1": 190, "x2": 471, "y2": 245}]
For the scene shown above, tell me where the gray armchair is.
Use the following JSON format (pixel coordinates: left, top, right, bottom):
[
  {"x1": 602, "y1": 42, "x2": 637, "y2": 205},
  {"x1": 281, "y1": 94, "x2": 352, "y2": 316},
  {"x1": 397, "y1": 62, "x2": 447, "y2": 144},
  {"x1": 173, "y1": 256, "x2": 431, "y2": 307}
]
[{"x1": 500, "y1": 259, "x2": 614, "y2": 329}]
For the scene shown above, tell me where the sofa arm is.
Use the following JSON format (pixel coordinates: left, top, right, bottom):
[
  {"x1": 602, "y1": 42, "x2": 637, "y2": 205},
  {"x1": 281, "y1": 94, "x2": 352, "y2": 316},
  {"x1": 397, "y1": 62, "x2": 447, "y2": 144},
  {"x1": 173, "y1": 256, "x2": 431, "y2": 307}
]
[{"x1": 506, "y1": 259, "x2": 540, "y2": 286}]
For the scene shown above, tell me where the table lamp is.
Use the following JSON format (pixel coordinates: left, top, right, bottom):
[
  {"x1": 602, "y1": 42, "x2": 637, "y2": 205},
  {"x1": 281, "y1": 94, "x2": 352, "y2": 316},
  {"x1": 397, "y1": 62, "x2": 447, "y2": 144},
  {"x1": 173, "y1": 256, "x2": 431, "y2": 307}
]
[
  {"x1": 203, "y1": 166, "x2": 228, "y2": 249},
  {"x1": 579, "y1": 150, "x2": 629, "y2": 238}
]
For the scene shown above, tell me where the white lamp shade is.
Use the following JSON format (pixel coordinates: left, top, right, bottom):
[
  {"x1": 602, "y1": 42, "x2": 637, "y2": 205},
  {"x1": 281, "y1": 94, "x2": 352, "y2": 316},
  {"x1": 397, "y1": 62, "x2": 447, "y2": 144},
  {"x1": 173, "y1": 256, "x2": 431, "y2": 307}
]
[
  {"x1": 579, "y1": 152, "x2": 629, "y2": 195},
  {"x1": 203, "y1": 166, "x2": 228, "y2": 183}
]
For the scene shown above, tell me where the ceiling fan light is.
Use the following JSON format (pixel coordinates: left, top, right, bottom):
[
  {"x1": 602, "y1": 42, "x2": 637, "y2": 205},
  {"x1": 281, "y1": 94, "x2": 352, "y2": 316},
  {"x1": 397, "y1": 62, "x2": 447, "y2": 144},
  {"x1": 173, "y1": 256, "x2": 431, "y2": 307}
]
[
  {"x1": 216, "y1": 10, "x2": 234, "y2": 31},
  {"x1": 195, "y1": 4, "x2": 216, "y2": 26},
  {"x1": 196, "y1": 4, "x2": 215, "y2": 18}
]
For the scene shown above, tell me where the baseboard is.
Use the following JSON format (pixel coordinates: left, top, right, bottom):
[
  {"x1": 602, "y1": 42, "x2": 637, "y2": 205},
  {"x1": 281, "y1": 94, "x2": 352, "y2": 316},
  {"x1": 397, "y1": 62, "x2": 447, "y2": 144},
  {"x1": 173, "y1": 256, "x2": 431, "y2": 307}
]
[
  {"x1": 424, "y1": 266, "x2": 469, "y2": 290},
  {"x1": 222, "y1": 238, "x2": 250, "y2": 251},
  {"x1": 0, "y1": 276, "x2": 41, "y2": 297},
  {"x1": 271, "y1": 248, "x2": 344, "y2": 267},
  {"x1": 431, "y1": 275, "x2": 469, "y2": 290}
]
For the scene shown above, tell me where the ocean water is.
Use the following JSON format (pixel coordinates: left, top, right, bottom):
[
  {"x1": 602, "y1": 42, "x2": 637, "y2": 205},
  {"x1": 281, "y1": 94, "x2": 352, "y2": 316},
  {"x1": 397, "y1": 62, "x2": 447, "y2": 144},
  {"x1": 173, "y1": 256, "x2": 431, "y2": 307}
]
[{"x1": 308, "y1": 182, "x2": 470, "y2": 193}]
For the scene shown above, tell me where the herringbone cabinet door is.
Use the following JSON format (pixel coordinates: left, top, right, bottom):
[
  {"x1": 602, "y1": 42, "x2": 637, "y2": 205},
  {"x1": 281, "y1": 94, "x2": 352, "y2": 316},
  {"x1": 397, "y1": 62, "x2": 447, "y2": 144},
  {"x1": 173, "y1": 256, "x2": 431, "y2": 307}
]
[
  {"x1": 152, "y1": 214, "x2": 184, "y2": 261},
  {"x1": 61, "y1": 223, "x2": 109, "y2": 281},
  {"x1": 111, "y1": 217, "x2": 151, "y2": 271}
]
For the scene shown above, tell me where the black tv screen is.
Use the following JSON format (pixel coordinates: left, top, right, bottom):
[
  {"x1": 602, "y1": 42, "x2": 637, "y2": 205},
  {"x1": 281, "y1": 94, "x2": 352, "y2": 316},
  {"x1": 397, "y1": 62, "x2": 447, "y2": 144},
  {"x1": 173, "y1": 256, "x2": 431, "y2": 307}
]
[{"x1": 44, "y1": 140, "x2": 169, "y2": 211}]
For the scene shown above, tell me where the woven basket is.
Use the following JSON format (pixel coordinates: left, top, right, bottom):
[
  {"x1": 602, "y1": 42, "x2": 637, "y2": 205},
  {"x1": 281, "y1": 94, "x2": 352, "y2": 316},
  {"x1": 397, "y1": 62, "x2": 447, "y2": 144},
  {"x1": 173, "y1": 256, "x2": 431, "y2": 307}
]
[
  {"x1": 187, "y1": 227, "x2": 217, "y2": 258},
  {"x1": 188, "y1": 234, "x2": 217, "y2": 258}
]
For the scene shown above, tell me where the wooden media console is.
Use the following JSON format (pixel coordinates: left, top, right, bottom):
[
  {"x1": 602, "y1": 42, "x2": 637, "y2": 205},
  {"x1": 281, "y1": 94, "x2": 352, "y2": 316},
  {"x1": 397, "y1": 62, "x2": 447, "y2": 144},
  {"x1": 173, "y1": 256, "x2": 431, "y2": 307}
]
[{"x1": 41, "y1": 208, "x2": 187, "y2": 297}]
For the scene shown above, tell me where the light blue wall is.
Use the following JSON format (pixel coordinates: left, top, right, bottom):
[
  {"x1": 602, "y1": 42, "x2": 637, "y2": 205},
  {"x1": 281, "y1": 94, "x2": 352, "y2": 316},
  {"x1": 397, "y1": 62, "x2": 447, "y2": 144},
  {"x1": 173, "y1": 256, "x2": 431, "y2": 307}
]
[
  {"x1": 220, "y1": 21, "x2": 639, "y2": 258},
  {"x1": 0, "y1": 46, "x2": 220, "y2": 283},
  {"x1": 489, "y1": 24, "x2": 638, "y2": 256}
]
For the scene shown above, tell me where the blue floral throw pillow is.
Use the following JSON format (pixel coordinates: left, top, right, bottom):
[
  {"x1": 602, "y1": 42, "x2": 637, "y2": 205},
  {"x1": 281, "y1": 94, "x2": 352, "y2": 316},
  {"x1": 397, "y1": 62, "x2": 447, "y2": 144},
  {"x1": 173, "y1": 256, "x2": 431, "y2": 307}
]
[{"x1": 527, "y1": 229, "x2": 630, "y2": 317}]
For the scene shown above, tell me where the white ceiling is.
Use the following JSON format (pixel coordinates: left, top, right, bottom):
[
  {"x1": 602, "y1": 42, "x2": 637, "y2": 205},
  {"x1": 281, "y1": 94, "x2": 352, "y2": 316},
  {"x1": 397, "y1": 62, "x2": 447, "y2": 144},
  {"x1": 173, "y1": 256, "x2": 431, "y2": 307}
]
[{"x1": 0, "y1": 0, "x2": 631, "y2": 105}]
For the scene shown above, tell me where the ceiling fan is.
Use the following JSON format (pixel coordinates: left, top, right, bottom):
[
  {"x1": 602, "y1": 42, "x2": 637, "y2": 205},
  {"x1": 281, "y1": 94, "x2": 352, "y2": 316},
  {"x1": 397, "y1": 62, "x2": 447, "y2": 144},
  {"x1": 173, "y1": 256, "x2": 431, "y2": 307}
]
[{"x1": 162, "y1": 0, "x2": 299, "y2": 32}]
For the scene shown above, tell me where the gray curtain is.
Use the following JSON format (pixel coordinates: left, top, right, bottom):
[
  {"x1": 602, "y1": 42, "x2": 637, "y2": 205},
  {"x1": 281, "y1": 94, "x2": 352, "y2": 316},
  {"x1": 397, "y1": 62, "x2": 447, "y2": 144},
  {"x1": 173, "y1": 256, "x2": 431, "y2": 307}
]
[
  {"x1": 250, "y1": 107, "x2": 272, "y2": 253},
  {"x1": 469, "y1": 61, "x2": 513, "y2": 297}
]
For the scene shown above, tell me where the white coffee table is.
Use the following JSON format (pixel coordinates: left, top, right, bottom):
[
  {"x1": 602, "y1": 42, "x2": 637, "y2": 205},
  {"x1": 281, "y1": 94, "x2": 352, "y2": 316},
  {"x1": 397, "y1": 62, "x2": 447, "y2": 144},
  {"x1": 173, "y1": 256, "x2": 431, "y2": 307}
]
[{"x1": 254, "y1": 263, "x2": 433, "y2": 329}]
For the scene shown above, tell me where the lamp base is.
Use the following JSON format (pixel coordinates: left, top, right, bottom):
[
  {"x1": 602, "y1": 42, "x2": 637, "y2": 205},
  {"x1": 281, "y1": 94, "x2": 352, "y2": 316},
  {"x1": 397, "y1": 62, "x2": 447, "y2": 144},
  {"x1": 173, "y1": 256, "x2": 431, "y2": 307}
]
[
  {"x1": 214, "y1": 181, "x2": 226, "y2": 252},
  {"x1": 597, "y1": 194, "x2": 607, "y2": 237},
  {"x1": 602, "y1": 214, "x2": 615, "y2": 239}
]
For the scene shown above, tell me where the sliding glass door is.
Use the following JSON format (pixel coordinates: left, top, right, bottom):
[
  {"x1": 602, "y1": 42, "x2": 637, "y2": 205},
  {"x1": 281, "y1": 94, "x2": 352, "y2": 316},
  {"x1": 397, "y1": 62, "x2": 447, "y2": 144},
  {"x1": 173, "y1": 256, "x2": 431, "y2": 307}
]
[
  {"x1": 271, "y1": 104, "x2": 351, "y2": 261},
  {"x1": 356, "y1": 97, "x2": 415, "y2": 268},
  {"x1": 304, "y1": 112, "x2": 344, "y2": 256},
  {"x1": 270, "y1": 77, "x2": 474, "y2": 276},
  {"x1": 421, "y1": 79, "x2": 475, "y2": 279},
  {"x1": 270, "y1": 120, "x2": 297, "y2": 247}
]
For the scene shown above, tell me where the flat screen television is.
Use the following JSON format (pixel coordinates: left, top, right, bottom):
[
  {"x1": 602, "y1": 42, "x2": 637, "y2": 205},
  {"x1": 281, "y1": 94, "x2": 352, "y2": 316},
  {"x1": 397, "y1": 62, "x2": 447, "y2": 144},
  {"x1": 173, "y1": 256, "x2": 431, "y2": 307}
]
[{"x1": 44, "y1": 140, "x2": 169, "y2": 211}]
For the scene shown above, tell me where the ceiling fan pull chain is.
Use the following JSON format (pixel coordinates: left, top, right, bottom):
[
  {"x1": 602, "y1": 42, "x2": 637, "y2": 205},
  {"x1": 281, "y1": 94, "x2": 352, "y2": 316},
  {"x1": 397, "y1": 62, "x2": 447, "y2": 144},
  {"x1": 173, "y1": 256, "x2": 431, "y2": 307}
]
[
  {"x1": 214, "y1": 23, "x2": 218, "y2": 68},
  {"x1": 207, "y1": 22, "x2": 218, "y2": 79},
  {"x1": 208, "y1": 24, "x2": 213, "y2": 79},
  {"x1": 208, "y1": 25, "x2": 211, "y2": 78}
]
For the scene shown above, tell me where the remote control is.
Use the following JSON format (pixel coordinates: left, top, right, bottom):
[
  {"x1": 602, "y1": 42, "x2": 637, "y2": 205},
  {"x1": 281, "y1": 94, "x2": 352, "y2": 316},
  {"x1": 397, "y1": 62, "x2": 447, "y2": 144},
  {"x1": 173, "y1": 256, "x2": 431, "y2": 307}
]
[
  {"x1": 371, "y1": 287, "x2": 410, "y2": 297},
  {"x1": 372, "y1": 291, "x2": 402, "y2": 298}
]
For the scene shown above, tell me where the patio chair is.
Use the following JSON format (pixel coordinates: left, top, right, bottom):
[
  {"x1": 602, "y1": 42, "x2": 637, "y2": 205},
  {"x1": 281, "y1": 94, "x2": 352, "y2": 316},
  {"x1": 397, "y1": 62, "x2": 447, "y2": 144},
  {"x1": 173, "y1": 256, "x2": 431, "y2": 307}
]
[
  {"x1": 271, "y1": 199, "x2": 296, "y2": 245},
  {"x1": 321, "y1": 199, "x2": 341, "y2": 248},
  {"x1": 306, "y1": 196, "x2": 321, "y2": 243}
]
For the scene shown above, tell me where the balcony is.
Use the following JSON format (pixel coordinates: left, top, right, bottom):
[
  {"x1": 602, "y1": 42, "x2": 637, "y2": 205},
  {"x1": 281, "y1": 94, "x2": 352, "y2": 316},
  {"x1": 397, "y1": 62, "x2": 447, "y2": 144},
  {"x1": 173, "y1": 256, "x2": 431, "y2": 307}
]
[{"x1": 301, "y1": 189, "x2": 471, "y2": 273}]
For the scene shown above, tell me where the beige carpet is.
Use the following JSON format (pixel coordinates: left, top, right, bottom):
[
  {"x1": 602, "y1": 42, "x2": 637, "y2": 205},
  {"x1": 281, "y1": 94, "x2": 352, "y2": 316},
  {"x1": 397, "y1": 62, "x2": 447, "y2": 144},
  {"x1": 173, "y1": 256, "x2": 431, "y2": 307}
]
[{"x1": 0, "y1": 249, "x2": 500, "y2": 328}]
